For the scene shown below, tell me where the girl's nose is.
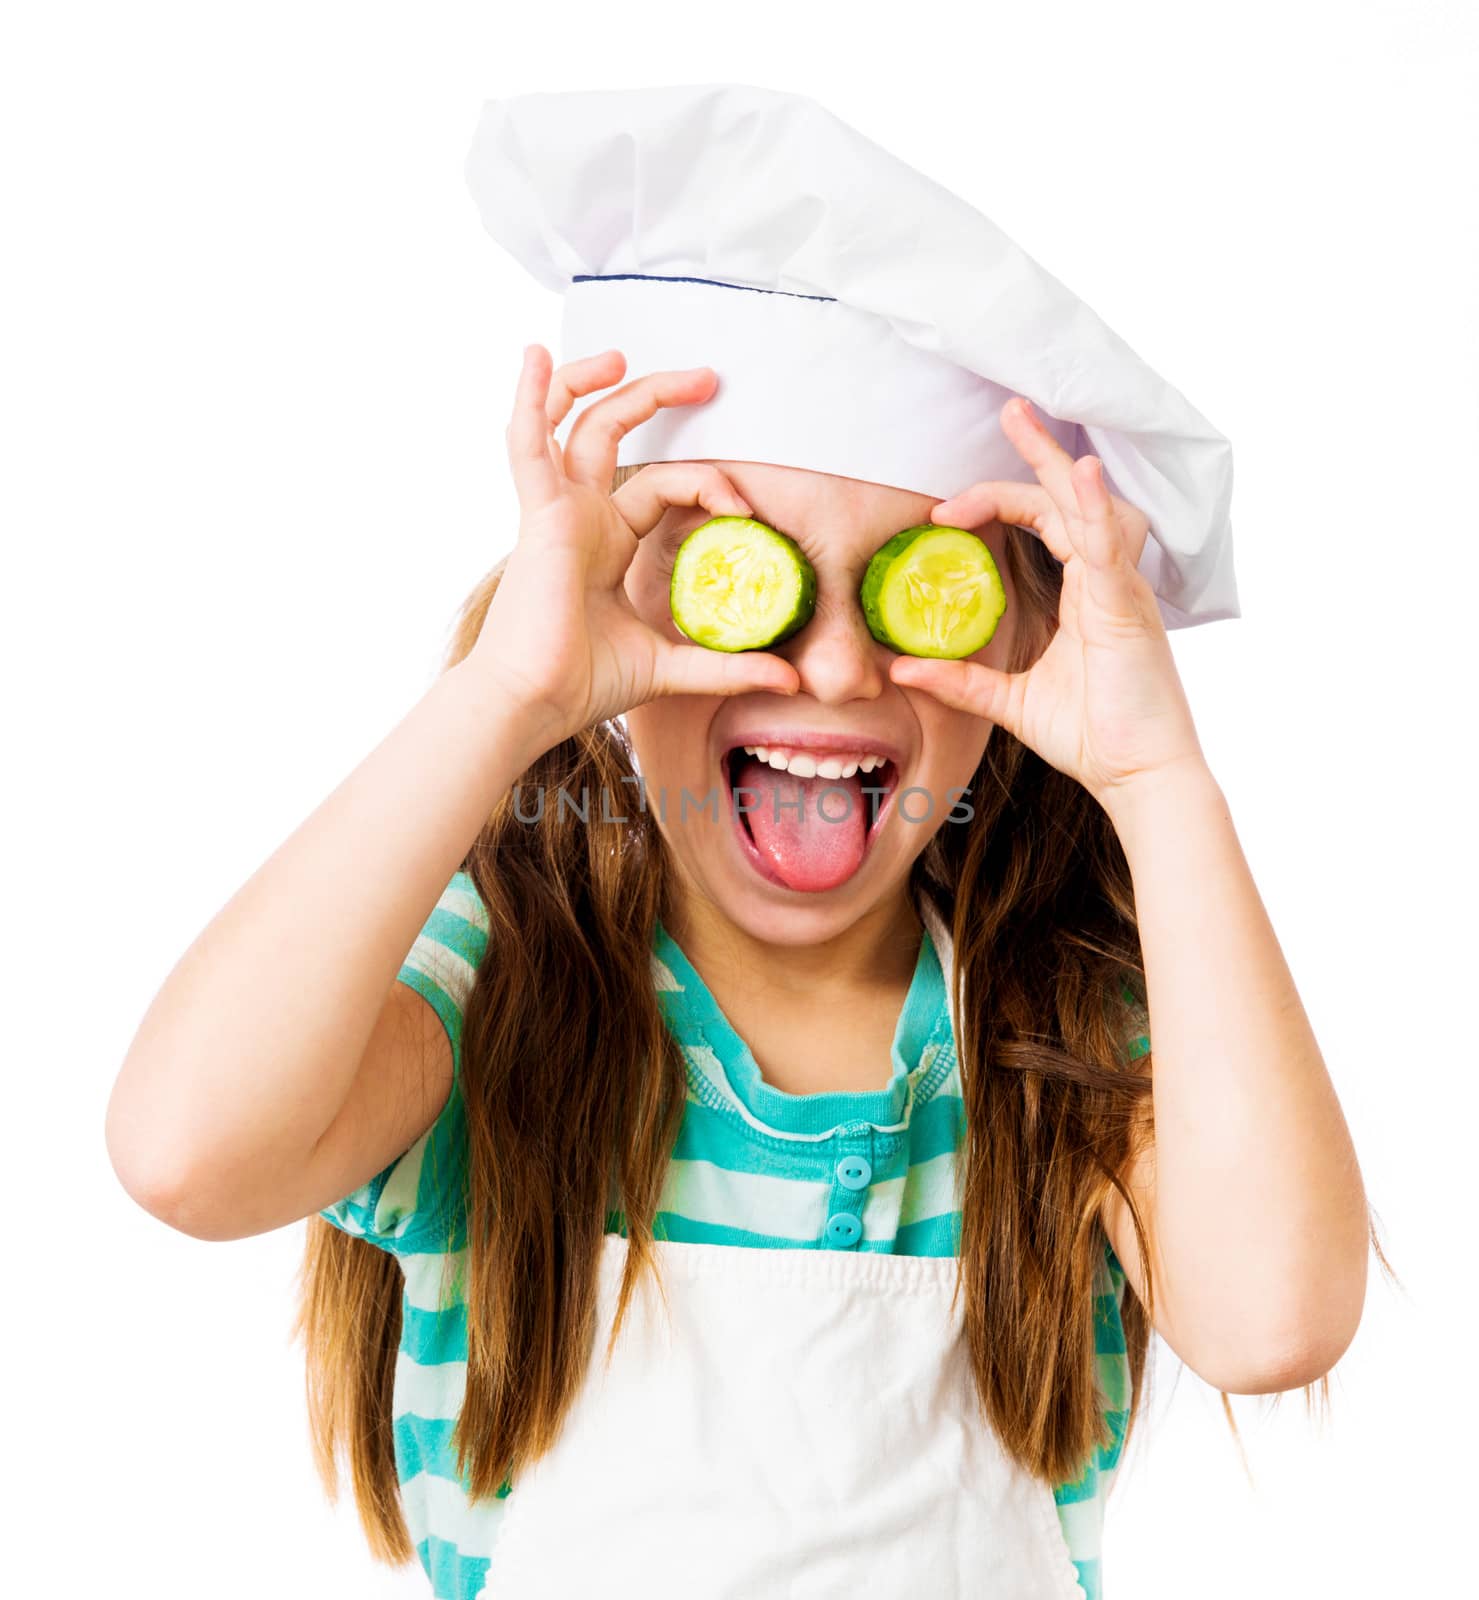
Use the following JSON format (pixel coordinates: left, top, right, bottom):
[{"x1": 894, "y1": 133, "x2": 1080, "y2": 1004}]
[{"x1": 778, "y1": 597, "x2": 887, "y2": 705}]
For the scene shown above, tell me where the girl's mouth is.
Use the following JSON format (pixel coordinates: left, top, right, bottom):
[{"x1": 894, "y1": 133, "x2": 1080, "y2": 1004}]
[{"x1": 721, "y1": 740, "x2": 900, "y2": 894}]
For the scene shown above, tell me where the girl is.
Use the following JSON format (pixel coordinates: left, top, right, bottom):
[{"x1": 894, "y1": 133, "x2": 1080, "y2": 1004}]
[
  {"x1": 106, "y1": 86, "x2": 1385, "y2": 1599},
  {"x1": 107, "y1": 78, "x2": 1389, "y2": 1600}
]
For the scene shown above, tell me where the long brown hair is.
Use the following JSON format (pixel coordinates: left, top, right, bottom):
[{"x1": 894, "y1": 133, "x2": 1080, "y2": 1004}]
[{"x1": 295, "y1": 466, "x2": 1396, "y2": 1561}]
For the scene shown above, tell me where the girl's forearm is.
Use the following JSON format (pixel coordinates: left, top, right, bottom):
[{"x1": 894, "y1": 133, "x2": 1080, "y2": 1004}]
[
  {"x1": 106, "y1": 659, "x2": 552, "y2": 1199},
  {"x1": 1103, "y1": 760, "x2": 1368, "y2": 1384}
]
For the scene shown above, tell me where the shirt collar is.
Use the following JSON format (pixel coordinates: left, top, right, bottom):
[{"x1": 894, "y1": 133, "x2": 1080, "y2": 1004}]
[{"x1": 652, "y1": 914, "x2": 949, "y2": 1138}]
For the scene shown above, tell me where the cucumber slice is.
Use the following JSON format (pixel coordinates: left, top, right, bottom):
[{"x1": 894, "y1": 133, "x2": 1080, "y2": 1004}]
[
  {"x1": 860, "y1": 525, "x2": 1006, "y2": 658},
  {"x1": 670, "y1": 516, "x2": 817, "y2": 652}
]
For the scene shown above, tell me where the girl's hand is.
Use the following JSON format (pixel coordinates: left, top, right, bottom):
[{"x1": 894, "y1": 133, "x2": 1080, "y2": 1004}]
[
  {"x1": 888, "y1": 397, "x2": 1208, "y2": 812},
  {"x1": 467, "y1": 345, "x2": 800, "y2": 745}
]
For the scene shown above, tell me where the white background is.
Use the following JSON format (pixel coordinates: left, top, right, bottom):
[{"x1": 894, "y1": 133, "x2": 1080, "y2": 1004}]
[{"x1": 4, "y1": 2, "x2": 1474, "y2": 1594}]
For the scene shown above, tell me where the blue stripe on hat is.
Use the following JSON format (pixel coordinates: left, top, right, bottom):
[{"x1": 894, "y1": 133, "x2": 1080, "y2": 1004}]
[{"x1": 572, "y1": 271, "x2": 835, "y2": 302}]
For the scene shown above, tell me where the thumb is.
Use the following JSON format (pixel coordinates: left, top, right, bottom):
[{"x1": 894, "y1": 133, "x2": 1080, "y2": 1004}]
[
  {"x1": 888, "y1": 656, "x2": 1020, "y2": 736},
  {"x1": 655, "y1": 639, "x2": 802, "y2": 701}
]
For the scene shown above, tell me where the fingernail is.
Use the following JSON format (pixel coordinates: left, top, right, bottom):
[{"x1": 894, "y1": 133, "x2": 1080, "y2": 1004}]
[{"x1": 1018, "y1": 398, "x2": 1036, "y2": 425}]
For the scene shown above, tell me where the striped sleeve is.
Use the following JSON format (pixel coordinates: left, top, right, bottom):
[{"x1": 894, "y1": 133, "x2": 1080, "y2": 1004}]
[
  {"x1": 316, "y1": 870, "x2": 490, "y2": 1256},
  {"x1": 1117, "y1": 972, "x2": 1151, "y2": 1063},
  {"x1": 1104, "y1": 974, "x2": 1150, "y2": 1285}
]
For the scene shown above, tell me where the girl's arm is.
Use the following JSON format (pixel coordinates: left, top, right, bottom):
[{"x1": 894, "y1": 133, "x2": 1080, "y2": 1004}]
[
  {"x1": 889, "y1": 403, "x2": 1369, "y2": 1395},
  {"x1": 104, "y1": 661, "x2": 556, "y2": 1240},
  {"x1": 107, "y1": 346, "x2": 796, "y2": 1243},
  {"x1": 1099, "y1": 760, "x2": 1369, "y2": 1394}
]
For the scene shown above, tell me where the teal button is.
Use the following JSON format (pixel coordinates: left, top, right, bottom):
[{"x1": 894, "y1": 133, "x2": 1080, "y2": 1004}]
[
  {"x1": 826, "y1": 1212, "x2": 863, "y2": 1247},
  {"x1": 836, "y1": 1155, "x2": 872, "y2": 1191}
]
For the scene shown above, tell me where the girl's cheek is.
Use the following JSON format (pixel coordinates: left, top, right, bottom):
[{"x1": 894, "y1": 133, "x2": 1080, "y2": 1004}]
[
  {"x1": 916, "y1": 695, "x2": 991, "y2": 783},
  {"x1": 627, "y1": 699, "x2": 719, "y2": 798}
]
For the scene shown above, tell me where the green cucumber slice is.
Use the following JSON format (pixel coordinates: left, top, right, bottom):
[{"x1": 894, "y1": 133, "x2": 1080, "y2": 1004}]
[
  {"x1": 670, "y1": 516, "x2": 817, "y2": 652},
  {"x1": 860, "y1": 525, "x2": 1006, "y2": 658}
]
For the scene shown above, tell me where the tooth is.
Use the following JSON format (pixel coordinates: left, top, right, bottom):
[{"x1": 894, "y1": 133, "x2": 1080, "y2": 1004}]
[
  {"x1": 744, "y1": 745, "x2": 758, "y2": 755},
  {"x1": 858, "y1": 755, "x2": 876, "y2": 773},
  {"x1": 816, "y1": 757, "x2": 845, "y2": 779},
  {"x1": 840, "y1": 760, "x2": 858, "y2": 779},
  {"x1": 788, "y1": 753, "x2": 818, "y2": 778},
  {"x1": 767, "y1": 750, "x2": 788, "y2": 769},
  {"x1": 754, "y1": 745, "x2": 769, "y2": 759}
]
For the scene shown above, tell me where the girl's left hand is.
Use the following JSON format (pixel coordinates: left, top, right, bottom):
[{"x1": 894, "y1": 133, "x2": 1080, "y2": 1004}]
[{"x1": 889, "y1": 396, "x2": 1208, "y2": 813}]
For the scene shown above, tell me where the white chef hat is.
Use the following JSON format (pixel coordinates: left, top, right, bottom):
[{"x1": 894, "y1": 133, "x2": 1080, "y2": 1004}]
[{"x1": 465, "y1": 83, "x2": 1239, "y2": 630}]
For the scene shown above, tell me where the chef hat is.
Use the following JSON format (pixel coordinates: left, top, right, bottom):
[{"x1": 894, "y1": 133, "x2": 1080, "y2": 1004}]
[{"x1": 465, "y1": 83, "x2": 1239, "y2": 630}]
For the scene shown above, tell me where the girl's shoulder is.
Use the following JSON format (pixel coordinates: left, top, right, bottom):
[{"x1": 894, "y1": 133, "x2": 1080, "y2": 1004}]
[
  {"x1": 395, "y1": 869, "x2": 491, "y2": 1052},
  {"x1": 315, "y1": 869, "x2": 489, "y2": 1257}
]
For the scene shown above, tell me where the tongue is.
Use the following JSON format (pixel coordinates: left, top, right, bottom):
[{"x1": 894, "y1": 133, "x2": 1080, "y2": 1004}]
[{"x1": 734, "y1": 756, "x2": 869, "y2": 892}]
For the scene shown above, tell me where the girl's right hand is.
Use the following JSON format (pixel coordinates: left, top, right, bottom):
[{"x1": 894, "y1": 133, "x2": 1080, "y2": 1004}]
[{"x1": 466, "y1": 344, "x2": 801, "y2": 746}]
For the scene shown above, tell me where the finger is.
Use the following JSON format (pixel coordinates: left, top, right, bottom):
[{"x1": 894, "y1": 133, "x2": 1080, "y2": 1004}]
[
  {"x1": 546, "y1": 348, "x2": 628, "y2": 431},
  {"x1": 611, "y1": 462, "x2": 754, "y2": 539},
  {"x1": 505, "y1": 345, "x2": 565, "y2": 516},
  {"x1": 887, "y1": 655, "x2": 1023, "y2": 737},
  {"x1": 654, "y1": 638, "x2": 802, "y2": 701},
  {"x1": 563, "y1": 367, "x2": 723, "y2": 490},
  {"x1": 1059, "y1": 553, "x2": 1085, "y2": 637},
  {"x1": 929, "y1": 480, "x2": 1074, "y2": 564},
  {"x1": 1000, "y1": 396, "x2": 1083, "y2": 527},
  {"x1": 1073, "y1": 456, "x2": 1153, "y2": 628}
]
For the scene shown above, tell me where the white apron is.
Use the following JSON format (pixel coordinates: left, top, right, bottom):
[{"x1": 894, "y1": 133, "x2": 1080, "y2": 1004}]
[{"x1": 485, "y1": 1230, "x2": 1087, "y2": 1599}]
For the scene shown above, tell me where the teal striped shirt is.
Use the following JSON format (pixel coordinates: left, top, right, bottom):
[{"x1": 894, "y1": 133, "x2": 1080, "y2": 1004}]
[{"x1": 319, "y1": 870, "x2": 1146, "y2": 1600}]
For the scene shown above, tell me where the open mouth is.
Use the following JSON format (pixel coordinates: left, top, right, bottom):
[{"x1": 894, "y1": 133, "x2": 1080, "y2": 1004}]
[{"x1": 720, "y1": 741, "x2": 901, "y2": 894}]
